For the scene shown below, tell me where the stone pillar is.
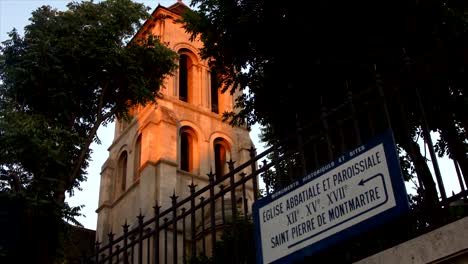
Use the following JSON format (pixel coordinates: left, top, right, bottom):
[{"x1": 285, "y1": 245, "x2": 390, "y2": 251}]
[{"x1": 96, "y1": 159, "x2": 115, "y2": 243}]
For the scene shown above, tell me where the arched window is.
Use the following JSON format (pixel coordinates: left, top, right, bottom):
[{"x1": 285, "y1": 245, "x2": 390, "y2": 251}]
[
  {"x1": 178, "y1": 49, "x2": 195, "y2": 104},
  {"x1": 214, "y1": 138, "x2": 230, "y2": 179},
  {"x1": 179, "y1": 54, "x2": 189, "y2": 102},
  {"x1": 134, "y1": 134, "x2": 142, "y2": 180},
  {"x1": 180, "y1": 126, "x2": 198, "y2": 173},
  {"x1": 180, "y1": 131, "x2": 192, "y2": 172},
  {"x1": 117, "y1": 151, "x2": 128, "y2": 192}
]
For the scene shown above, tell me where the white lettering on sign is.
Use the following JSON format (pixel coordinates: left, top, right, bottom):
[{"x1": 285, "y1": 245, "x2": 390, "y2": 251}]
[{"x1": 258, "y1": 143, "x2": 396, "y2": 264}]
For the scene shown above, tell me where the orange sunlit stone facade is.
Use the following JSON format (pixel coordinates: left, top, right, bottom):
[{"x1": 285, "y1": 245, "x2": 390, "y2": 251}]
[{"x1": 95, "y1": 2, "x2": 255, "y2": 260}]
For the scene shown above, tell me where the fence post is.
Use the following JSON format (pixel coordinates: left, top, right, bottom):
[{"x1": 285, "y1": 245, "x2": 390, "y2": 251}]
[
  {"x1": 249, "y1": 146, "x2": 259, "y2": 201},
  {"x1": 200, "y1": 196, "x2": 206, "y2": 255},
  {"x1": 347, "y1": 87, "x2": 362, "y2": 145},
  {"x1": 415, "y1": 87, "x2": 446, "y2": 203},
  {"x1": 228, "y1": 159, "x2": 238, "y2": 264},
  {"x1": 219, "y1": 185, "x2": 226, "y2": 224},
  {"x1": 164, "y1": 218, "x2": 168, "y2": 264},
  {"x1": 122, "y1": 221, "x2": 129, "y2": 264},
  {"x1": 240, "y1": 172, "x2": 249, "y2": 217},
  {"x1": 296, "y1": 116, "x2": 307, "y2": 176},
  {"x1": 115, "y1": 245, "x2": 120, "y2": 264},
  {"x1": 137, "y1": 211, "x2": 144, "y2": 264},
  {"x1": 95, "y1": 241, "x2": 100, "y2": 264},
  {"x1": 262, "y1": 160, "x2": 270, "y2": 194},
  {"x1": 171, "y1": 192, "x2": 178, "y2": 264},
  {"x1": 181, "y1": 208, "x2": 187, "y2": 264},
  {"x1": 321, "y1": 106, "x2": 334, "y2": 161},
  {"x1": 189, "y1": 181, "x2": 197, "y2": 259},
  {"x1": 208, "y1": 171, "x2": 217, "y2": 262},
  {"x1": 108, "y1": 232, "x2": 114, "y2": 264},
  {"x1": 153, "y1": 202, "x2": 160, "y2": 264}
]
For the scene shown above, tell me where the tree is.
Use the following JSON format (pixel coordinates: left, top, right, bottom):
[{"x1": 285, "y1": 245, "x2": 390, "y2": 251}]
[
  {"x1": 182, "y1": 0, "x2": 468, "y2": 198},
  {"x1": 0, "y1": 0, "x2": 178, "y2": 262},
  {"x1": 182, "y1": 0, "x2": 468, "y2": 259}
]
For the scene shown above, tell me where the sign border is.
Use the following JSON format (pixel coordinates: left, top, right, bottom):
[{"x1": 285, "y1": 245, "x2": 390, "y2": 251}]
[{"x1": 252, "y1": 129, "x2": 410, "y2": 264}]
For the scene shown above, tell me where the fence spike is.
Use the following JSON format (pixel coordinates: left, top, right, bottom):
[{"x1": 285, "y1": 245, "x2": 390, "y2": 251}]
[
  {"x1": 207, "y1": 170, "x2": 215, "y2": 180},
  {"x1": 138, "y1": 208, "x2": 144, "y2": 220},
  {"x1": 227, "y1": 159, "x2": 236, "y2": 171},
  {"x1": 171, "y1": 190, "x2": 178, "y2": 201},
  {"x1": 137, "y1": 210, "x2": 144, "y2": 222},
  {"x1": 249, "y1": 145, "x2": 256, "y2": 156}
]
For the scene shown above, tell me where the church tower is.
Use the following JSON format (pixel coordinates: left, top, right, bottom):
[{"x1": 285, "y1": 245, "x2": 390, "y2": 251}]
[{"x1": 95, "y1": 1, "x2": 255, "y2": 244}]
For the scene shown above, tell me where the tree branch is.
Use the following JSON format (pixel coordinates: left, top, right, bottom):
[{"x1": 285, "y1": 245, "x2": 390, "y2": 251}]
[{"x1": 57, "y1": 82, "x2": 114, "y2": 203}]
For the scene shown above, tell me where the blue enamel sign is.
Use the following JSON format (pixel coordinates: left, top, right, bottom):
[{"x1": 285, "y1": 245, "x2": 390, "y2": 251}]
[{"x1": 252, "y1": 129, "x2": 410, "y2": 264}]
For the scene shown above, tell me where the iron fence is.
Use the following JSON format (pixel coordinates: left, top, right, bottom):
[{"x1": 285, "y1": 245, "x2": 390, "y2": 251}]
[{"x1": 82, "y1": 81, "x2": 468, "y2": 263}]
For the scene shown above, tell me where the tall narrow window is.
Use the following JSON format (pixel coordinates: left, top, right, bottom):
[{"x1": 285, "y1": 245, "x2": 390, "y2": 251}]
[
  {"x1": 214, "y1": 139, "x2": 229, "y2": 179},
  {"x1": 118, "y1": 151, "x2": 128, "y2": 192},
  {"x1": 180, "y1": 126, "x2": 199, "y2": 173},
  {"x1": 134, "y1": 135, "x2": 142, "y2": 180},
  {"x1": 179, "y1": 54, "x2": 188, "y2": 102},
  {"x1": 210, "y1": 71, "x2": 219, "y2": 113},
  {"x1": 180, "y1": 131, "x2": 192, "y2": 172}
]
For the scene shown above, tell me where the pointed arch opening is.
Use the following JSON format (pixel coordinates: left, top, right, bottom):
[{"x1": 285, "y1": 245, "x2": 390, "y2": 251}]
[
  {"x1": 117, "y1": 151, "x2": 128, "y2": 193},
  {"x1": 214, "y1": 138, "x2": 231, "y2": 180},
  {"x1": 180, "y1": 126, "x2": 198, "y2": 173},
  {"x1": 134, "y1": 134, "x2": 142, "y2": 181},
  {"x1": 178, "y1": 49, "x2": 195, "y2": 104}
]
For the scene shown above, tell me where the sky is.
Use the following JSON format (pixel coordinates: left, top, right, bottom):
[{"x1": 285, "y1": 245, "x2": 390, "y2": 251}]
[{"x1": 1, "y1": 0, "x2": 463, "y2": 231}]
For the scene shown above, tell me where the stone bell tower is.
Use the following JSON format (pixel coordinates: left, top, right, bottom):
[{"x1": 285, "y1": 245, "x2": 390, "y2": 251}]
[{"x1": 95, "y1": 1, "x2": 255, "y2": 243}]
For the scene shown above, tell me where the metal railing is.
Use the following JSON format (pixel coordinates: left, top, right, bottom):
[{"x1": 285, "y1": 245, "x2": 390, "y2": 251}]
[{"x1": 82, "y1": 82, "x2": 468, "y2": 263}]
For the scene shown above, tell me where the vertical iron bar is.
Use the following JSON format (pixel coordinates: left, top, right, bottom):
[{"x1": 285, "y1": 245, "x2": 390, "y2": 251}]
[
  {"x1": 171, "y1": 193, "x2": 178, "y2": 264},
  {"x1": 415, "y1": 87, "x2": 446, "y2": 202},
  {"x1": 321, "y1": 107, "x2": 334, "y2": 160},
  {"x1": 164, "y1": 218, "x2": 168, "y2": 264},
  {"x1": 296, "y1": 117, "x2": 308, "y2": 176},
  {"x1": 375, "y1": 64, "x2": 392, "y2": 130},
  {"x1": 337, "y1": 122, "x2": 346, "y2": 154},
  {"x1": 249, "y1": 146, "x2": 259, "y2": 201},
  {"x1": 146, "y1": 228, "x2": 151, "y2": 264},
  {"x1": 123, "y1": 221, "x2": 129, "y2": 264},
  {"x1": 116, "y1": 245, "x2": 120, "y2": 264},
  {"x1": 130, "y1": 235, "x2": 135, "y2": 264},
  {"x1": 262, "y1": 160, "x2": 270, "y2": 194},
  {"x1": 366, "y1": 102, "x2": 376, "y2": 136},
  {"x1": 219, "y1": 185, "x2": 226, "y2": 225},
  {"x1": 347, "y1": 87, "x2": 362, "y2": 145},
  {"x1": 189, "y1": 182, "x2": 197, "y2": 259},
  {"x1": 200, "y1": 197, "x2": 206, "y2": 255},
  {"x1": 153, "y1": 203, "x2": 160, "y2": 264},
  {"x1": 227, "y1": 159, "x2": 238, "y2": 264},
  {"x1": 395, "y1": 87, "x2": 425, "y2": 190},
  {"x1": 181, "y1": 208, "x2": 186, "y2": 264},
  {"x1": 454, "y1": 160, "x2": 466, "y2": 192},
  {"x1": 108, "y1": 232, "x2": 114, "y2": 264},
  {"x1": 312, "y1": 143, "x2": 319, "y2": 168},
  {"x1": 240, "y1": 173, "x2": 248, "y2": 217},
  {"x1": 208, "y1": 171, "x2": 217, "y2": 262},
  {"x1": 137, "y1": 212, "x2": 144, "y2": 264},
  {"x1": 95, "y1": 241, "x2": 100, "y2": 264},
  {"x1": 272, "y1": 146, "x2": 283, "y2": 187}
]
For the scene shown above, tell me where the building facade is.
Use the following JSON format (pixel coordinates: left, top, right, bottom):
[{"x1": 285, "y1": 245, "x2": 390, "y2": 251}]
[{"x1": 95, "y1": 1, "x2": 255, "y2": 245}]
